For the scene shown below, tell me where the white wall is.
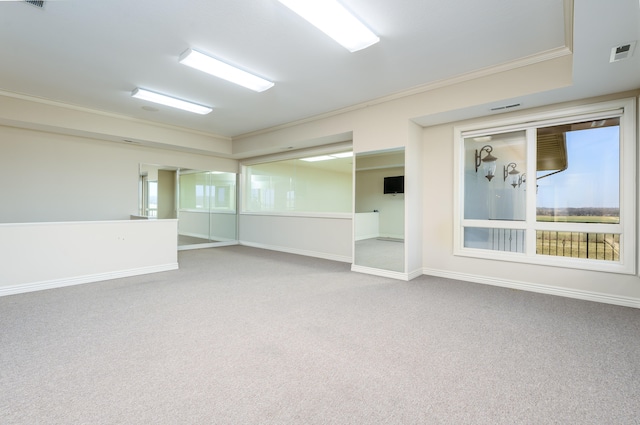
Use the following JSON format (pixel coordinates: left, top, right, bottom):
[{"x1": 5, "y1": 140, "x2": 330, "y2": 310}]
[
  {"x1": 0, "y1": 125, "x2": 237, "y2": 223},
  {"x1": 239, "y1": 214, "x2": 352, "y2": 262},
  {"x1": 355, "y1": 167, "x2": 405, "y2": 239},
  {"x1": 0, "y1": 219, "x2": 178, "y2": 294}
]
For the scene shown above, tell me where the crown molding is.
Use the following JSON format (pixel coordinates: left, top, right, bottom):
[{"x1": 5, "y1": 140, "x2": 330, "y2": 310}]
[{"x1": 235, "y1": 46, "x2": 573, "y2": 140}]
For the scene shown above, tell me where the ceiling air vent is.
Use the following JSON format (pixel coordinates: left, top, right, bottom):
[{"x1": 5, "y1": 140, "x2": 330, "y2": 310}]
[
  {"x1": 490, "y1": 103, "x2": 521, "y2": 112},
  {"x1": 610, "y1": 41, "x2": 636, "y2": 62},
  {"x1": 24, "y1": 0, "x2": 45, "y2": 8}
]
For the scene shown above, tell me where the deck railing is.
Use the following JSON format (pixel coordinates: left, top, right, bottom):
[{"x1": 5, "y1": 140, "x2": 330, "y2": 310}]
[
  {"x1": 485, "y1": 229, "x2": 620, "y2": 261},
  {"x1": 536, "y1": 231, "x2": 620, "y2": 261}
]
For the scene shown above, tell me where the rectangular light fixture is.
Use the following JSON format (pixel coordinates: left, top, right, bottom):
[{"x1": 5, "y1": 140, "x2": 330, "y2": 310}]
[
  {"x1": 300, "y1": 155, "x2": 334, "y2": 162},
  {"x1": 278, "y1": 0, "x2": 379, "y2": 52},
  {"x1": 131, "y1": 88, "x2": 212, "y2": 115},
  {"x1": 300, "y1": 152, "x2": 352, "y2": 162},
  {"x1": 179, "y1": 49, "x2": 274, "y2": 92}
]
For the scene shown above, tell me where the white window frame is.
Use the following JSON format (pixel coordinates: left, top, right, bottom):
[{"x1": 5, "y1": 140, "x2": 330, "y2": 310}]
[{"x1": 453, "y1": 98, "x2": 636, "y2": 274}]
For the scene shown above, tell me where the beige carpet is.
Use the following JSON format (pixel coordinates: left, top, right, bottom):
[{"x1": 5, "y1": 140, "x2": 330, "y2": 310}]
[{"x1": 1, "y1": 246, "x2": 639, "y2": 424}]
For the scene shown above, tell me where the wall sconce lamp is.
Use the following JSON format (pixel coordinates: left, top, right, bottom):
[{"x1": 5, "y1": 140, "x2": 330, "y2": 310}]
[
  {"x1": 518, "y1": 173, "x2": 527, "y2": 188},
  {"x1": 503, "y1": 162, "x2": 520, "y2": 188},
  {"x1": 475, "y1": 145, "x2": 498, "y2": 181}
]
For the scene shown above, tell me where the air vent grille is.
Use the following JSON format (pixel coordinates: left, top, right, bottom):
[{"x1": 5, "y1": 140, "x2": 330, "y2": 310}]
[
  {"x1": 24, "y1": 0, "x2": 45, "y2": 8},
  {"x1": 610, "y1": 41, "x2": 636, "y2": 62},
  {"x1": 490, "y1": 103, "x2": 521, "y2": 112}
]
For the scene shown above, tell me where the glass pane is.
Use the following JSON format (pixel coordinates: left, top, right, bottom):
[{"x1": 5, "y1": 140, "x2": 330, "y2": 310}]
[
  {"x1": 463, "y1": 130, "x2": 527, "y2": 221},
  {"x1": 180, "y1": 171, "x2": 236, "y2": 211},
  {"x1": 536, "y1": 118, "x2": 620, "y2": 223},
  {"x1": 464, "y1": 227, "x2": 525, "y2": 253},
  {"x1": 536, "y1": 231, "x2": 620, "y2": 261},
  {"x1": 243, "y1": 152, "x2": 352, "y2": 214},
  {"x1": 147, "y1": 180, "x2": 157, "y2": 217}
]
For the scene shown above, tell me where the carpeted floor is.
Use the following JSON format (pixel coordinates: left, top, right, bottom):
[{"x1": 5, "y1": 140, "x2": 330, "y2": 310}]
[
  {"x1": 1, "y1": 246, "x2": 639, "y2": 424},
  {"x1": 354, "y1": 238, "x2": 404, "y2": 272}
]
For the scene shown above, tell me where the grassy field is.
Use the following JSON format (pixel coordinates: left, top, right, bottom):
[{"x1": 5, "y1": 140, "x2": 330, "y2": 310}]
[{"x1": 536, "y1": 215, "x2": 619, "y2": 224}]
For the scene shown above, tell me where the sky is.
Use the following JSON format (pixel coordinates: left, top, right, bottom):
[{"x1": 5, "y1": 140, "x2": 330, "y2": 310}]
[{"x1": 536, "y1": 126, "x2": 619, "y2": 209}]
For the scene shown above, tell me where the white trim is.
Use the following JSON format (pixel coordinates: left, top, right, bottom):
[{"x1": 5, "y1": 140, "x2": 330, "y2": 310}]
[
  {"x1": 351, "y1": 264, "x2": 414, "y2": 281},
  {"x1": 423, "y1": 267, "x2": 640, "y2": 309},
  {"x1": 0, "y1": 263, "x2": 179, "y2": 297},
  {"x1": 178, "y1": 230, "x2": 237, "y2": 242},
  {"x1": 457, "y1": 104, "x2": 626, "y2": 137},
  {"x1": 179, "y1": 208, "x2": 236, "y2": 214},
  {"x1": 406, "y1": 268, "x2": 423, "y2": 280},
  {"x1": 239, "y1": 241, "x2": 351, "y2": 263},
  {"x1": 239, "y1": 142, "x2": 353, "y2": 166},
  {"x1": 0, "y1": 89, "x2": 232, "y2": 141},
  {"x1": 239, "y1": 211, "x2": 352, "y2": 219},
  {"x1": 0, "y1": 218, "x2": 178, "y2": 227},
  {"x1": 236, "y1": 47, "x2": 572, "y2": 139},
  {"x1": 178, "y1": 241, "x2": 238, "y2": 251}
]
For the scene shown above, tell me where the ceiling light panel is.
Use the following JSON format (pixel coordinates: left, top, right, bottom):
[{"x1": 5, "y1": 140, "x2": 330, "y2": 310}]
[
  {"x1": 300, "y1": 155, "x2": 335, "y2": 162},
  {"x1": 131, "y1": 88, "x2": 212, "y2": 115},
  {"x1": 277, "y1": 0, "x2": 379, "y2": 52},
  {"x1": 300, "y1": 152, "x2": 352, "y2": 161},
  {"x1": 179, "y1": 49, "x2": 274, "y2": 92}
]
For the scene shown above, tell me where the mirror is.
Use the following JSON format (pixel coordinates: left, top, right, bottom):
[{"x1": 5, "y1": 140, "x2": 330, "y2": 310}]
[
  {"x1": 139, "y1": 164, "x2": 237, "y2": 250},
  {"x1": 354, "y1": 149, "x2": 405, "y2": 272}
]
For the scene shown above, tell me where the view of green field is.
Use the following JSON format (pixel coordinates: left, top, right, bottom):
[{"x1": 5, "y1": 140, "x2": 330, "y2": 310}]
[{"x1": 536, "y1": 215, "x2": 619, "y2": 224}]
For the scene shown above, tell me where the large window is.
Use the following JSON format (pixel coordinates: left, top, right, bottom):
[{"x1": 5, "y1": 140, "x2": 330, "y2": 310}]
[
  {"x1": 241, "y1": 151, "x2": 352, "y2": 215},
  {"x1": 179, "y1": 171, "x2": 236, "y2": 212},
  {"x1": 454, "y1": 99, "x2": 636, "y2": 273}
]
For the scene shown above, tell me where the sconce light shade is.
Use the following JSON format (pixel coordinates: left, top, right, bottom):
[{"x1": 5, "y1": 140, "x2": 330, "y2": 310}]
[
  {"x1": 503, "y1": 162, "x2": 521, "y2": 188},
  {"x1": 475, "y1": 145, "x2": 498, "y2": 181},
  {"x1": 518, "y1": 173, "x2": 527, "y2": 188}
]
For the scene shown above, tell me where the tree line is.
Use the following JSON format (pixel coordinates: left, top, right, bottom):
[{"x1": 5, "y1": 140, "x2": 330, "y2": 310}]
[{"x1": 536, "y1": 207, "x2": 620, "y2": 217}]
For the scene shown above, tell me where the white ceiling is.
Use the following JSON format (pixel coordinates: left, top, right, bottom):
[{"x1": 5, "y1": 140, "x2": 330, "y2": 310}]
[{"x1": 0, "y1": 0, "x2": 638, "y2": 143}]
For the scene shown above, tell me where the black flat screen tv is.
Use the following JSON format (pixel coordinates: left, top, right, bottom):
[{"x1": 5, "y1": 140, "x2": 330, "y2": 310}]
[{"x1": 384, "y1": 176, "x2": 404, "y2": 194}]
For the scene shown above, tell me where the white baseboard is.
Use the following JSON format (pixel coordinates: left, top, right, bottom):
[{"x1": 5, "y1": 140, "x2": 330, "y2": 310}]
[
  {"x1": 351, "y1": 264, "x2": 414, "y2": 281},
  {"x1": 407, "y1": 268, "x2": 423, "y2": 280},
  {"x1": 179, "y1": 231, "x2": 235, "y2": 242},
  {"x1": 178, "y1": 241, "x2": 239, "y2": 251},
  {"x1": 0, "y1": 263, "x2": 179, "y2": 297},
  {"x1": 239, "y1": 241, "x2": 352, "y2": 263},
  {"x1": 355, "y1": 233, "x2": 379, "y2": 241},
  {"x1": 422, "y1": 267, "x2": 640, "y2": 309}
]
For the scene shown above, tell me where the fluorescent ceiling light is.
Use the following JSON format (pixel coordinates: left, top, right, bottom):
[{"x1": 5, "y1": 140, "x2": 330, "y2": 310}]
[
  {"x1": 179, "y1": 49, "x2": 274, "y2": 92},
  {"x1": 300, "y1": 152, "x2": 352, "y2": 162},
  {"x1": 278, "y1": 0, "x2": 379, "y2": 52},
  {"x1": 131, "y1": 88, "x2": 212, "y2": 115},
  {"x1": 300, "y1": 155, "x2": 334, "y2": 162}
]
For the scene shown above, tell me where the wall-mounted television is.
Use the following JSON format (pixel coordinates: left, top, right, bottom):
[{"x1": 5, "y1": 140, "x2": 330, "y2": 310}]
[{"x1": 383, "y1": 176, "x2": 404, "y2": 194}]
